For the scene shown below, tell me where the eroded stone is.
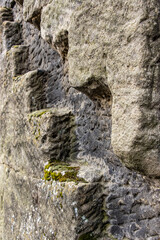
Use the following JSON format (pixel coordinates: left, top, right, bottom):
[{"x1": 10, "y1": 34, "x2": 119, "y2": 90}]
[{"x1": 23, "y1": 0, "x2": 160, "y2": 176}]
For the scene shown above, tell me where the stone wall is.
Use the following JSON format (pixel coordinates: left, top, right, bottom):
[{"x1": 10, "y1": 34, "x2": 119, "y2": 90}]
[{"x1": 0, "y1": 1, "x2": 159, "y2": 240}]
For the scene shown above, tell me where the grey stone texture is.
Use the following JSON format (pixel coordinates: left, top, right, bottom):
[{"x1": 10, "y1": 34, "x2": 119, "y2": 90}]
[
  {"x1": 21, "y1": 0, "x2": 160, "y2": 177},
  {"x1": 70, "y1": 0, "x2": 160, "y2": 177},
  {"x1": 0, "y1": 0, "x2": 159, "y2": 240}
]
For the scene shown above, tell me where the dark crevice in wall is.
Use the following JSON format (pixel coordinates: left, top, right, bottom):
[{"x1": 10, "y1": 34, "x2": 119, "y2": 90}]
[
  {"x1": 75, "y1": 78, "x2": 111, "y2": 104},
  {"x1": 28, "y1": 9, "x2": 41, "y2": 30},
  {"x1": 54, "y1": 30, "x2": 69, "y2": 63},
  {"x1": 15, "y1": 0, "x2": 23, "y2": 6}
]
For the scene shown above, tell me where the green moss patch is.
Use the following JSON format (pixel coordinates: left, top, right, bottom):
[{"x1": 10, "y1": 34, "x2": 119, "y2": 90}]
[
  {"x1": 43, "y1": 162, "x2": 86, "y2": 183},
  {"x1": 28, "y1": 109, "x2": 52, "y2": 120}
]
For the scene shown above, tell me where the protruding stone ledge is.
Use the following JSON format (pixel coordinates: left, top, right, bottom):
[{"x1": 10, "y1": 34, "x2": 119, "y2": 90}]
[
  {"x1": 2, "y1": 21, "x2": 23, "y2": 50},
  {"x1": 13, "y1": 70, "x2": 48, "y2": 112},
  {"x1": 73, "y1": 76, "x2": 112, "y2": 104},
  {"x1": 42, "y1": 179, "x2": 105, "y2": 239},
  {"x1": 6, "y1": 45, "x2": 29, "y2": 76},
  {"x1": 0, "y1": 7, "x2": 13, "y2": 24},
  {"x1": 28, "y1": 108, "x2": 77, "y2": 162},
  {"x1": 0, "y1": 161, "x2": 105, "y2": 240}
]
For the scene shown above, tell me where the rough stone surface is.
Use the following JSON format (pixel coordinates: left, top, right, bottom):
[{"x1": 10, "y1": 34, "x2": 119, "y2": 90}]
[
  {"x1": 21, "y1": 0, "x2": 160, "y2": 177},
  {"x1": 68, "y1": 0, "x2": 160, "y2": 177},
  {"x1": 0, "y1": 1, "x2": 160, "y2": 240}
]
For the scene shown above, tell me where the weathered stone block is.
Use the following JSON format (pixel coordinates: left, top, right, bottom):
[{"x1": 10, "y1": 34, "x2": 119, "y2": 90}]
[
  {"x1": 0, "y1": 163, "x2": 104, "y2": 240},
  {"x1": 0, "y1": 1, "x2": 160, "y2": 240},
  {"x1": 28, "y1": 108, "x2": 76, "y2": 161},
  {"x1": 23, "y1": 0, "x2": 50, "y2": 29},
  {"x1": 13, "y1": 70, "x2": 47, "y2": 112},
  {"x1": 68, "y1": 0, "x2": 160, "y2": 177},
  {"x1": 2, "y1": 21, "x2": 22, "y2": 50},
  {"x1": 40, "y1": 0, "x2": 82, "y2": 60},
  {"x1": 23, "y1": 0, "x2": 160, "y2": 176},
  {"x1": 7, "y1": 45, "x2": 29, "y2": 76},
  {"x1": 0, "y1": 7, "x2": 13, "y2": 24}
]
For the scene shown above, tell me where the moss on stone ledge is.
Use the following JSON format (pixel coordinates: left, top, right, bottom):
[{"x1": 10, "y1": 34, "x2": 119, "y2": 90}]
[
  {"x1": 28, "y1": 109, "x2": 52, "y2": 120},
  {"x1": 43, "y1": 162, "x2": 87, "y2": 183}
]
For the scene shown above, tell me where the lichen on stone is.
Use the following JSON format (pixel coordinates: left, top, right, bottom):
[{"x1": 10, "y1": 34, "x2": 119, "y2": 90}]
[
  {"x1": 43, "y1": 162, "x2": 86, "y2": 183},
  {"x1": 28, "y1": 109, "x2": 52, "y2": 120}
]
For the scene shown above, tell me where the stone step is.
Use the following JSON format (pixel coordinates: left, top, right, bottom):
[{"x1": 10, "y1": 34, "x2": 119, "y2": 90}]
[
  {"x1": 27, "y1": 107, "x2": 76, "y2": 162},
  {"x1": 0, "y1": 7, "x2": 23, "y2": 51},
  {"x1": 0, "y1": 161, "x2": 104, "y2": 240},
  {"x1": 41, "y1": 167, "x2": 104, "y2": 239},
  {"x1": 2, "y1": 21, "x2": 23, "y2": 50},
  {"x1": 12, "y1": 69, "x2": 48, "y2": 112},
  {"x1": 0, "y1": 7, "x2": 13, "y2": 24},
  {"x1": 6, "y1": 45, "x2": 29, "y2": 77}
]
